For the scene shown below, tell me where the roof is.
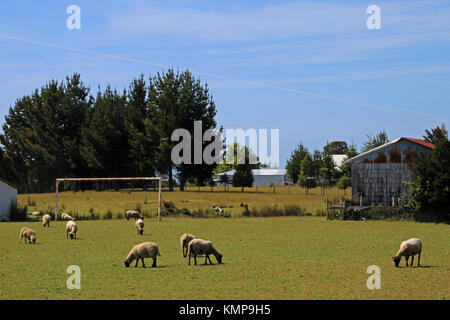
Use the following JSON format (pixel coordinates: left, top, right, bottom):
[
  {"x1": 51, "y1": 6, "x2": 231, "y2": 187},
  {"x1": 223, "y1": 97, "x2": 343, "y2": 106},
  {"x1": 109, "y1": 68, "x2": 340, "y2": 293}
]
[
  {"x1": 217, "y1": 169, "x2": 287, "y2": 176},
  {"x1": 0, "y1": 177, "x2": 18, "y2": 190},
  {"x1": 345, "y1": 137, "x2": 435, "y2": 164}
]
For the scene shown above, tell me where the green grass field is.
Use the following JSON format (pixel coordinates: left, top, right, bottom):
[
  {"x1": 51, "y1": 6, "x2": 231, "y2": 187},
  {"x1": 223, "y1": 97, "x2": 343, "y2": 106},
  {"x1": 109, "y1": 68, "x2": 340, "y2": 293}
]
[{"x1": 0, "y1": 217, "x2": 448, "y2": 299}]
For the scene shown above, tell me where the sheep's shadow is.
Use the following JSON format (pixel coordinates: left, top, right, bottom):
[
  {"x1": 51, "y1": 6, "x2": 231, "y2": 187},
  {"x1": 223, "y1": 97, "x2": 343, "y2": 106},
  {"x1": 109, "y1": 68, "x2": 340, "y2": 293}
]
[{"x1": 397, "y1": 265, "x2": 438, "y2": 269}]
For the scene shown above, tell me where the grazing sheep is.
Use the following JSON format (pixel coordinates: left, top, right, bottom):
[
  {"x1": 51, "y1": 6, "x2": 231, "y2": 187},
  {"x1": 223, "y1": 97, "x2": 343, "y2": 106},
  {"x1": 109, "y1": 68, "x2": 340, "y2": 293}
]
[
  {"x1": 392, "y1": 238, "x2": 422, "y2": 267},
  {"x1": 135, "y1": 219, "x2": 144, "y2": 235},
  {"x1": 180, "y1": 233, "x2": 195, "y2": 257},
  {"x1": 124, "y1": 242, "x2": 161, "y2": 268},
  {"x1": 31, "y1": 211, "x2": 40, "y2": 217},
  {"x1": 42, "y1": 214, "x2": 51, "y2": 227},
  {"x1": 66, "y1": 221, "x2": 78, "y2": 240},
  {"x1": 188, "y1": 238, "x2": 223, "y2": 265},
  {"x1": 19, "y1": 227, "x2": 37, "y2": 244},
  {"x1": 126, "y1": 210, "x2": 143, "y2": 221},
  {"x1": 61, "y1": 213, "x2": 74, "y2": 221}
]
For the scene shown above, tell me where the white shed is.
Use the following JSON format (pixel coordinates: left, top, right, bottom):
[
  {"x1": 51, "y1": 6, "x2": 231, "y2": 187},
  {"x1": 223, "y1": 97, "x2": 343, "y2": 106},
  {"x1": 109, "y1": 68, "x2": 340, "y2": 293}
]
[
  {"x1": 216, "y1": 169, "x2": 287, "y2": 186},
  {"x1": 0, "y1": 177, "x2": 17, "y2": 221}
]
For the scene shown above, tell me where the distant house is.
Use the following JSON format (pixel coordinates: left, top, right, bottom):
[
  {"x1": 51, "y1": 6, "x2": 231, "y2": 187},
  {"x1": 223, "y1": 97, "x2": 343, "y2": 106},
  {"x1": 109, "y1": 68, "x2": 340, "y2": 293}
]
[
  {"x1": 216, "y1": 169, "x2": 288, "y2": 186},
  {"x1": 332, "y1": 154, "x2": 347, "y2": 169},
  {"x1": 345, "y1": 137, "x2": 434, "y2": 206},
  {"x1": 0, "y1": 177, "x2": 18, "y2": 221}
]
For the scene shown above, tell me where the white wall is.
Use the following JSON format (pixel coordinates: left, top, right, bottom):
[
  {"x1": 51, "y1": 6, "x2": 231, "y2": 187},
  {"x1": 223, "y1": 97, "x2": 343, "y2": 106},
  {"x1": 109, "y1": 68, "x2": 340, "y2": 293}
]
[{"x1": 0, "y1": 180, "x2": 17, "y2": 221}]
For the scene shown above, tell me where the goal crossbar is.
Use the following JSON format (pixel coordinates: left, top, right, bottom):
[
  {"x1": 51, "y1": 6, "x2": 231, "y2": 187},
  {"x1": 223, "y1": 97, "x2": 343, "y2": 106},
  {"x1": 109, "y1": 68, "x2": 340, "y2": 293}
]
[{"x1": 55, "y1": 177, "x2": 162, "y2": 221}]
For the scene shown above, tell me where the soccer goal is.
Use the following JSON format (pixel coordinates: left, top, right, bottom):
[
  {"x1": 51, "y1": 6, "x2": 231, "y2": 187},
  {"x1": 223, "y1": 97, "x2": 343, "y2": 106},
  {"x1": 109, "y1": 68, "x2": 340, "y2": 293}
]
[{"x1": 55, "y1": 177, "x2": 162, "y2": 221}]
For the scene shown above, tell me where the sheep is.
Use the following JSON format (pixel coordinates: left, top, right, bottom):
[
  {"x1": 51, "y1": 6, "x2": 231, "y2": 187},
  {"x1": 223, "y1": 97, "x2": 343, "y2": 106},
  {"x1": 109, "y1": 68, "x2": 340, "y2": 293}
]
[
  {"x1": 126, "y1": 210, "x2": 143, "y2": 221},
  {"x1": 124, "y1": 242, "x2": 161, "y2": 268},
  {"x1": 31, "y1": 211, "x2": 40, "y2": 217},
  {"x1": 135, "y1": 219, "x2": 144, "y2": 235},
  {"x1": 66, "y1": 220, "x2": 78, "y2": 240},
  {"x1": 392, "y1": 238, "x2": 422, "y2": 267},
  {"x1": 19, "y1": 227, "x2": 37, "y2": 244},
  {"x1": 187, "y1": 238, "x2": 222, "y2": 265},
  {"x1": 180, "y1": 233, "x2": 195, "y2": 258},
  {"x1": 61, "y1": 213, "x2": 74, "y2": 221},
  {"x1": 42, "y1": 214, "x2": 51, "y2": 227}
]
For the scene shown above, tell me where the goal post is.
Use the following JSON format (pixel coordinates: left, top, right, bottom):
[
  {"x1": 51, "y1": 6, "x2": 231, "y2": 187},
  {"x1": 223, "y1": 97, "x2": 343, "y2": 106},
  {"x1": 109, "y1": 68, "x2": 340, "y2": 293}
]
[{"x1": 55, "y1": 177, "x2": 162, "y2": 221}]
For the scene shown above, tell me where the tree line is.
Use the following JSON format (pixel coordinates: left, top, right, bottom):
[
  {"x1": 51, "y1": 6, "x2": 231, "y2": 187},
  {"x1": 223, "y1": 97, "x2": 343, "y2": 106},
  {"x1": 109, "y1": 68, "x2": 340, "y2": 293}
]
[{"x1": 0, "y1": 70, "x2": 220, "y2": 193}]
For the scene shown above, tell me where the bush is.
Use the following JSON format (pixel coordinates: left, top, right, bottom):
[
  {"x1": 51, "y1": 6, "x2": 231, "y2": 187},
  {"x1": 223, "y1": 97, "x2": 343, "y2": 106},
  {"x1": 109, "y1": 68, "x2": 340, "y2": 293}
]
[
  {"x1": 243, "y1": 204, "x2": 306, "y2": 217},
  {"x1": 9, "y1": 201, "x2": 27, "y2": 221},
  {"x1": 103, "y1": 210, "x2": 113, "y2": 220}
]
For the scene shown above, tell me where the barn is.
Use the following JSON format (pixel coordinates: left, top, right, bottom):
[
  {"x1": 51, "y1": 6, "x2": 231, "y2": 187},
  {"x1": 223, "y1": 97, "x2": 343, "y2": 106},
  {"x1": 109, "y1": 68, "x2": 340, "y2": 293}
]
[
  {"x1": 345, "y1": 137, "x2": 434, "y2": 206},
  {"x1": 216, "y1": 169, "x2": 288, "y2": 186},
  {"x1": 0, "y1": 177, "x2": 18, "y2": 221}
]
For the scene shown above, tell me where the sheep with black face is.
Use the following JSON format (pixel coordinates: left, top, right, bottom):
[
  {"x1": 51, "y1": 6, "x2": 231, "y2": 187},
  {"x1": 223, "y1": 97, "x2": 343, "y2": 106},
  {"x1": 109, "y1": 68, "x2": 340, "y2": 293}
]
[
  {"x1": 124, "y1": 242, "x2": 161, "y2": 268},
  {"x1": 392, "y1": 238, "x2": 422, "y2": 267}
]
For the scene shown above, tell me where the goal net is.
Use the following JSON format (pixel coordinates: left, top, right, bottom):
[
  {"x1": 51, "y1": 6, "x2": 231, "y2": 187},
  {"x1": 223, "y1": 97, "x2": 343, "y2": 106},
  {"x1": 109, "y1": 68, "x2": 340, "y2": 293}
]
[{"x1": 55, "y1": 177, "x2": 162, "y2": 221}]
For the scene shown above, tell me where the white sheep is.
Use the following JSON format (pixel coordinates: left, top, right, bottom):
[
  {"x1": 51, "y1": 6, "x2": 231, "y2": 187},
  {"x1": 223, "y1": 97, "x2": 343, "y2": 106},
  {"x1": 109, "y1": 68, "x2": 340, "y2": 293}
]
[
  {"x1": 126, "y1": 210, "x2": 143, "y2": 221},
  {"x1": 61, "y1": 213, "x2": 74, "y2": 221},
  {"x1": 135, "y1": 219, "x2": 144, "y2": 235},
  {"x1": 19, "y1": 227, "x2": 37, "y2": 244},
  {"x1": 66, "y1": 220, "x2": 78, "y2": 240},
  {"x1": 180, "y1": 233, "x2": 195, "y2": 257},
  {"x1": 42, "y1": 214, "x2": 51, "y2": 227},
  {"x1": 124, "y1": 242, "x2": 161, "y2": 268},
  {"x1": 31, "y1": 211, "x2": 40, "y2": 217},
  {"x1": 392, "y1": 238, "x2": 422, "y2": 267},
  {"x1": 188, "y1": 238, "x2": 223, "y2": 265}
]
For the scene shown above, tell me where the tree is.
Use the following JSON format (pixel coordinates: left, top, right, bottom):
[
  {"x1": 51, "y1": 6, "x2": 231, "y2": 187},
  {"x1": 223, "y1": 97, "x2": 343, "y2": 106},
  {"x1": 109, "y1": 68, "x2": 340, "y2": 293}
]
[
  {"x1": 298, "y1": 152, "x2": 316, "y2": 194},
  {"x1": 423, "y1": 124, "x2": 447, "y2": 145},
  {"x1": 150, "y1": 69, "x2": 219, "y2": 191},
  {"x1": 405, "y1": 135, "x2": 450, "y2": 221},
  {"x1": 324, "y1": 141, "x2": 348, "y2": 155},
  {"x1": 339, "y1": 143, "x2": 358, "y2": 185},
  {"x1": 361, "y1": 130, "x2": 389, "y2": 153},
  {"x1": 337, "y1": 175, "x2": 351, "y2": 195},
  {"x1": 81, "y1": 86, "x2": 132, "y2": 180},
  {"x1": 232, "y1": 145, "x2": 257, "y2": 192},
  {"x1": 219, "y1": 173, "x2": 231, "y2": 191},
  {"x1": 286, "y1": 143, "x2": 308, "y2": 185}
]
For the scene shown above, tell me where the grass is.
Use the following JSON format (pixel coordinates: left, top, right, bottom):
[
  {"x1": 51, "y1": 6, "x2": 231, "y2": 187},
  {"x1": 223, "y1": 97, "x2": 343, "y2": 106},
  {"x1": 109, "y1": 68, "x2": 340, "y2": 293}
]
[
  {"x1": 18, "y1": 186, "x2": 347, "y2": 219},
  {"x1": 0, "y1": 217, "x2": 448, "y2": 299}
]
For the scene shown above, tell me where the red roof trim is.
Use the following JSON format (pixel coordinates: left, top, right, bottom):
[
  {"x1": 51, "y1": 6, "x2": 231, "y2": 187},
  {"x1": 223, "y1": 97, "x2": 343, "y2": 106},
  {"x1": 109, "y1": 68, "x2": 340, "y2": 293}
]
[{"x1": 401, "y1": 137, "x2": 435, "y2": 149}]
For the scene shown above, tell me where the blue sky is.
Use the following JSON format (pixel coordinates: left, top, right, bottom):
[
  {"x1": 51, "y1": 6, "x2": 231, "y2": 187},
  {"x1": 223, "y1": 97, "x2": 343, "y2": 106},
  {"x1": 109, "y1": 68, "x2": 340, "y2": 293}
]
[{"x1": 1, "y1": 0, "x2": 449, "y2": 168}]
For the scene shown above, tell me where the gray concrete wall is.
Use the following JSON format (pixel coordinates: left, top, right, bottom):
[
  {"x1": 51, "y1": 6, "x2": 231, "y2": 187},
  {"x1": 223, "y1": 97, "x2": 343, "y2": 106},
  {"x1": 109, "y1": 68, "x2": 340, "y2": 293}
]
[
  {"x1": 0, "y1": 180, "x2": 17, "y2": 221},
  {"x1": 351, "y1": 163, "x2": 412, "y2": 206}
]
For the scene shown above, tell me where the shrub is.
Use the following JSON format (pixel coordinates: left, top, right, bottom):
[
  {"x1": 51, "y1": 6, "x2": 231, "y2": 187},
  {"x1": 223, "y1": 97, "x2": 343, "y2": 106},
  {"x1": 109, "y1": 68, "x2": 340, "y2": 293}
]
[{"x1": 9, "y1": 201, "x2": 27, "y2": 221}]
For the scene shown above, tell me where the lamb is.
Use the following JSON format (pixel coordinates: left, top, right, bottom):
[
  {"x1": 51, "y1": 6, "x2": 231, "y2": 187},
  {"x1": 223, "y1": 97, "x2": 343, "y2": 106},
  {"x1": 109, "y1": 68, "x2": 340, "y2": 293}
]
[
  {"x1": 126, "y1": 210, "x2": 143, "y2": 221},
  {"x1": 66, "y1": 220, "x2": 78, "y2": 240},
  {"x1": 42, "y1": 214, "x2": 51, "y2": 227},
  {"x1": 180, "y1": 233, "x2": 195, "y2": 257},
  {"x1": 124, "y1": 242, "x2": 161, "y2": 268},
  {"x1": 187, "y1": 238, "x2": 222, "y2": 265},
  {"x1": 135, "y1": 219, "x2": 144, "y2": 235},
  {"x1": 392, "y1": 238, "x2": 422, "y2": 267},
  {"x1": 19, "y1": 227, "x2": 37, "y2": 244},
  {"x1": 61, "y1": 213, "x2": 74, "y2": 221}
]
